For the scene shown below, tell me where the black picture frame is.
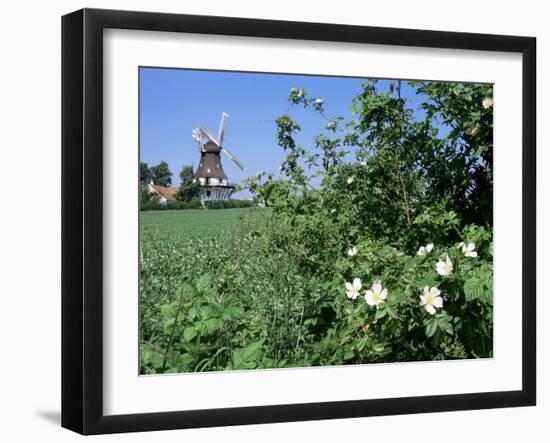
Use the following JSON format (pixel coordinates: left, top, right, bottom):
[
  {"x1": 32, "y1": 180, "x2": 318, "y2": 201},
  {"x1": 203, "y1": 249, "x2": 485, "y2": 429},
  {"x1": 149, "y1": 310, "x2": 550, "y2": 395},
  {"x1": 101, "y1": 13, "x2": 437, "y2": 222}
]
[{"x1": 61, "y1": 8, "x2": 536, "y2": 435}]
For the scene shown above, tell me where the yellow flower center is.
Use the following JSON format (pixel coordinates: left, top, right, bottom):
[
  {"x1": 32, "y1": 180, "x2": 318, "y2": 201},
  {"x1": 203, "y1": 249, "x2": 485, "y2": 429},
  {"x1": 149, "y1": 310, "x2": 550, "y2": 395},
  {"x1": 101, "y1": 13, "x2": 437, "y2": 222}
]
[
  {"x1": 425, "y1": 295, "x2": 433, "y2": 306},
  {"x1": 372, "y1": 292, "x2": 380, "y2": 303}
]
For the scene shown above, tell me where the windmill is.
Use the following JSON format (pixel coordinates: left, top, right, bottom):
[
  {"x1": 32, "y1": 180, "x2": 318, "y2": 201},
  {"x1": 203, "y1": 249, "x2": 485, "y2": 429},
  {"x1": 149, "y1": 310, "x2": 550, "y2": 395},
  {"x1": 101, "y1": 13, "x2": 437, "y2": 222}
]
[{"x1": 191, "y1": 112, "x2": 244, "y2": 204}]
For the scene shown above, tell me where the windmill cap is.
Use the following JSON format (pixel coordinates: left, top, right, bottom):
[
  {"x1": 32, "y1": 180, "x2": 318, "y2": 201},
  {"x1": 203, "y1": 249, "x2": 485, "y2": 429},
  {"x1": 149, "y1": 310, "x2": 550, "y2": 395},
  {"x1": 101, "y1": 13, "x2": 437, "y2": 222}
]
[{"x1": 203, "y1": 141, "x2": 221, "y2": 152}]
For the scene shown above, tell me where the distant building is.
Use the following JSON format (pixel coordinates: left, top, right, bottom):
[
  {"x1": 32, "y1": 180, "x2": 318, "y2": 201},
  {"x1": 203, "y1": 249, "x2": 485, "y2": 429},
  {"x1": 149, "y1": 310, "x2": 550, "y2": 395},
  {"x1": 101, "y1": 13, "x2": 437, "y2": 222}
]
[
  {"x1": 191, "y1": 112, "x2": 244, "y2": 206},
  {"x1": 194, "y1": 143, "x2": 235, "y2": 204},
  {"x1": 147, "y1": 182, "x2": 178, "y2": 205}
]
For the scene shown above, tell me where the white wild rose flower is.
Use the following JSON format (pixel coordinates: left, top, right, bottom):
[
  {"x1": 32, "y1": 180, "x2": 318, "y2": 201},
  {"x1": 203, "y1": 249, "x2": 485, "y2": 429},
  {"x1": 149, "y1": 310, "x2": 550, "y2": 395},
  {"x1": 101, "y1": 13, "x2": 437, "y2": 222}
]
[
  {"x1": 458, "y1": 242, "x2": 478, "y2": 258},
  {"x1": 326, "y1": 119, "x2": 338, "y2": 130},
  {"x1": 365, "y1": 281, "x2": 388, "y2": 307},
  {"x1": 345, "y1": 278, "x2": 362, "y2": 300},
  {"x1": 482, "y1": 97, "x2": 493, "y2": 109},
  {"x1": 417, "y1": 243, "x2": 434, "y2": 256},
  {"x1": 347, "y1": 246, "x2": 358, "y2": 257},
  {"x1": 347, "y1": 176, "x2": 355, "y2": 185},
  {"x1": 420, "y1": 286, "x2": 443, "y2": 315},
  {"x1": 436, "y1": 254, "x2": 453, "y2": 276},
  {"x1": 291, "y1": 87, "x2": 304, "y2": 98}
]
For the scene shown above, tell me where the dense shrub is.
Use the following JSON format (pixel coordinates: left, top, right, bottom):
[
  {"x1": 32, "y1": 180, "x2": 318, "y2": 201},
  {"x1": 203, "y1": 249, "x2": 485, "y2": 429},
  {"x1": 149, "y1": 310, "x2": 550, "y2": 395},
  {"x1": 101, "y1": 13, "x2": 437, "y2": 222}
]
[
  {"x1": 140, "y1": 199, "x2": 202, "y2": 211},
  {"x1": 140, "y1": 199, "x2": 256, "y2": 211},
  {"x1": 205, "y1": 199, "x2": 255, "y2": 209},
  {"x1": 243, "y1": 80, "x2": 494, "y2": 363},
  {"x1": 167, "y1": 200, "x2": 203, "y2": 210}
]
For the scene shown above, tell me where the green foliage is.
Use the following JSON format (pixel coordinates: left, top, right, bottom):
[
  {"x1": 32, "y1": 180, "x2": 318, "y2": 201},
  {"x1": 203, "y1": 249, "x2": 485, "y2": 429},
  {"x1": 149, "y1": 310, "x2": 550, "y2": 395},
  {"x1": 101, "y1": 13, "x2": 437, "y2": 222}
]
[
  {"x1": 440, "y1": 335, "x2": 469, "y2": 359},
  {"x1": 205, "y1": 199, "x2": 255, "y2": 209},
  {"x1": 140, "y1": 207, "x2": 308, "y2": 373},
  {"x1": 140, "y1": 199, "x2": 202, "y2": 211},
  {"x1": 150, "y1": 161, "x2": 173, "y2": 187},
  {"x1": 176, "y1": 165, "x2": 200, "y2": 202},
  {"x1": 231, "y1": 340, "x2": 264, "y2": 370},
  {"x1": 410, "y1": 81, "x2": 493, "y2": 226},
  {"x1": 140, "y1": 80, "x2": 494, "y2": 374},
  {"x1": 140, "y1": 184, "x2": 163, "y2": 210},
  {"x1": 140, "y1": 162, "x2": 152, "y2": 184},
  {"x1": 239, "y1": 80, "x2": 493, "y2": 364},
  {"x1": 140, "y1": 199, "x2": 256, "y2": 211}
]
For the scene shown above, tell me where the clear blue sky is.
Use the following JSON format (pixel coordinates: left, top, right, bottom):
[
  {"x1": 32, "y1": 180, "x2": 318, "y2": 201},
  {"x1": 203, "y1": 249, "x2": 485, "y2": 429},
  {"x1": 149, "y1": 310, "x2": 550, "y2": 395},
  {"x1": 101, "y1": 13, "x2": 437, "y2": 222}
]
[{"x1": 139, "y1": 68, "x2": 423, "y2": 198}]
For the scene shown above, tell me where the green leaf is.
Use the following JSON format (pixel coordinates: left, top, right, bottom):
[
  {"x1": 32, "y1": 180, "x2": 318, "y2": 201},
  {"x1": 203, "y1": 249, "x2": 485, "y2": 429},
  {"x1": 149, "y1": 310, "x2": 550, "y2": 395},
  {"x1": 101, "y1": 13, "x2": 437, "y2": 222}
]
[
  {"x1": 177, "y1": 282, "x2": 194, "y2": 298},
  {"x1": 183, "y1": 326, "x2": 197, "y2": 341},
  {"x1": 160, "y1": 303, "x2": 176, "y2": 318},
  {"x1": 385, "y1": 303, "x2": 399, "y2": 320},
  {"x1": 204, "y1": 318, "x2": 221, "y2": 334},
  {"x1": 141, "y1": 343, "x2": 164, "y2": 369},
  {"x1": 196, "y1": 274, "x2": 214, "y2": 294},
  {"x1": 435, "y1": 314, "x2": 454, "y2": 335},
  {"x1": 464, "y1": 277, "x2": 483, "y2": 302},
  {"x1": 163, "y1": 317, "x2": 175, "y2": 333},
  {"x1": 222, "y1": 297, "x2": 245, "y2": 321},
  {"x1": 222, "y1": 304, "x2": 244, "y2": 321},
  {"x1": 464, "y1": 266, "x2": 492, "y2": 303},
  {"x1": 232, "y1": 341, "x2": 263, "y2": 370},
  {"x1": 375, "y1": 306, "x2": 387, "y2": 319},
  {"x1": 425, "y1": 318, "x2": 438, "y2": 338},
  {"x1": 343, "y1": 350, "x2": 355, "y2": 361},
  {"x1": 187, "y1": 307, "x2": 198, "y2": 321}
]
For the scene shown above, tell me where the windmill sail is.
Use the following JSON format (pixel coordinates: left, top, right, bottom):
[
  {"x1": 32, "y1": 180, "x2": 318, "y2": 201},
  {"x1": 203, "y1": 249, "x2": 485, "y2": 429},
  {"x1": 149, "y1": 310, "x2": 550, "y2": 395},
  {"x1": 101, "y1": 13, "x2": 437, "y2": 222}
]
[
  {"x1": 218, "y1": 112, "x2": 229, "y2": 145},
  {"x1": 199, "y1": 127, "x2": 220, "y2": 146},
  {"x1": 192, "y1": 128, "x2": 205, "y2": 152},
  {"x1": 222, "y1": 147, "x2": 244, "y2": 170}
]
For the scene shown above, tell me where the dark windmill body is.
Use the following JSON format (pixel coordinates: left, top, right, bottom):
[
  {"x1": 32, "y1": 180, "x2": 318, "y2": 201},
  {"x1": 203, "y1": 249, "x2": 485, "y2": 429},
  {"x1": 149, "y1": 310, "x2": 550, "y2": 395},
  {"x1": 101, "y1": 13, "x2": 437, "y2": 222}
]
[{"x1": 192, "y1": 113, "x2": 244, "y2": 205}]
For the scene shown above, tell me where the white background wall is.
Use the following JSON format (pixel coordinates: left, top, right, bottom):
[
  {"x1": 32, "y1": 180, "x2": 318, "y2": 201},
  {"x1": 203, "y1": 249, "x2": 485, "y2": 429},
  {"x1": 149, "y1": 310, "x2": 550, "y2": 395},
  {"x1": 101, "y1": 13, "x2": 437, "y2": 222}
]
[{"x1": 0, "y1": 0, "x2": 546, "y2": 441}]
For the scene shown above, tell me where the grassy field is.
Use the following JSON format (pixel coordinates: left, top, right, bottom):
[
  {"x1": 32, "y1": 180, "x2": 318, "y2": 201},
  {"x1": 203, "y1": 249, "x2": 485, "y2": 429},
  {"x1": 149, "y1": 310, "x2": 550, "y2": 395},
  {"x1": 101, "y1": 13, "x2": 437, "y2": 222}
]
[
  {"x1": 139, "y1": 207, "x2": 315, "y2": 373},
  {"x1": 139, "y1": 207, "x2": 269, "y2": 314},
  {"x1": 140, "y1": 207, "x2": 263, "y2": 238}
]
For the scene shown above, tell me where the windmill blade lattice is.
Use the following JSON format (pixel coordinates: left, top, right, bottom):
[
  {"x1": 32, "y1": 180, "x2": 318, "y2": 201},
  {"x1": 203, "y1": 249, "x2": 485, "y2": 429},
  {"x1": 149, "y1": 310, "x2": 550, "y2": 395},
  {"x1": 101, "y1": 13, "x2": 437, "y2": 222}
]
[
  {"x1": 222, "y1": 147, "x2": 244, "y2": 170},
  {"x1": 218, "y1": 112, "x2": 229, "y2": 145},
  {"x1": 199, "y1": 127, "x2": 220, "y2": 146}
]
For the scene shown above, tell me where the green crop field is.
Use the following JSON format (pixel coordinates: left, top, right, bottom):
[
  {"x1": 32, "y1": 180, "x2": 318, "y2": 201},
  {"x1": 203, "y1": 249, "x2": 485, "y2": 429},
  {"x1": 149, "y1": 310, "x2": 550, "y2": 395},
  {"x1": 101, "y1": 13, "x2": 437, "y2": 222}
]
[
  {"x1": 140, "y1": 207, "x2": 263, "y2": 239},
  {"x1": 139, "y1": 207, "x2": 310, "y2": 374}
]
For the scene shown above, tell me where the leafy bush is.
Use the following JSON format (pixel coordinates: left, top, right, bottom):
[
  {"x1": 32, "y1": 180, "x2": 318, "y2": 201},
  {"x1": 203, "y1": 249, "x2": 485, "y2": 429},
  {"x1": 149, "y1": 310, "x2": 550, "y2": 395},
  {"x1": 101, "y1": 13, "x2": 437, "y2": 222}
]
[
  {"x1": 140, "y1": 199, "x2": 256, "y2": 211},
  {"x1": 176, "y1": 165, "x2": 201, "y2": 202},
  {"x1": 243, "y1": 80, "x2": 493, "y2": 363},
  {"x1": 167, "y1": 200, "x2": 203, "y2": 210},
  {"x1": 140, "y1": 199, "x2": 203, "y2": 211},
  {"x1": 205, "y1": 199, "x2": 255, "y2": 209}
]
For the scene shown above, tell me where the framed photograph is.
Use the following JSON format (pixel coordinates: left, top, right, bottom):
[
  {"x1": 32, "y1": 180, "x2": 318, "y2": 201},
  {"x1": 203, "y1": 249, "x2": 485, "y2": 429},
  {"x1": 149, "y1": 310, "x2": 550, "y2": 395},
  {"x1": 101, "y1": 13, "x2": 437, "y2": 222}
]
[{"x1": 61, "y1": 8, "x2": 536, "y2": 435}]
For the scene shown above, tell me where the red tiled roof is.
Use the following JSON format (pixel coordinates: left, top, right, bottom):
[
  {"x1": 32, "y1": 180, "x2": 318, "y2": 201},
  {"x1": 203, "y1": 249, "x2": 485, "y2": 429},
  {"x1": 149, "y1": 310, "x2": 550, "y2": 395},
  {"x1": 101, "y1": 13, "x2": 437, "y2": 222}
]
[{"x1": 151, "y1": 184, "x2": 178, "y2": 201}]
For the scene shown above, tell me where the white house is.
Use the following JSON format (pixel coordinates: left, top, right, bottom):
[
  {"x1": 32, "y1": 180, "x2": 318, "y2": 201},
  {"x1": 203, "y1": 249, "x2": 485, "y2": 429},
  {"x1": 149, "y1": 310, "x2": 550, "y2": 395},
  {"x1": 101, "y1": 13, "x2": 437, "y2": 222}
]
[{"x1": 147, "y1": 182, "x2": 178, "y2": 205}]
